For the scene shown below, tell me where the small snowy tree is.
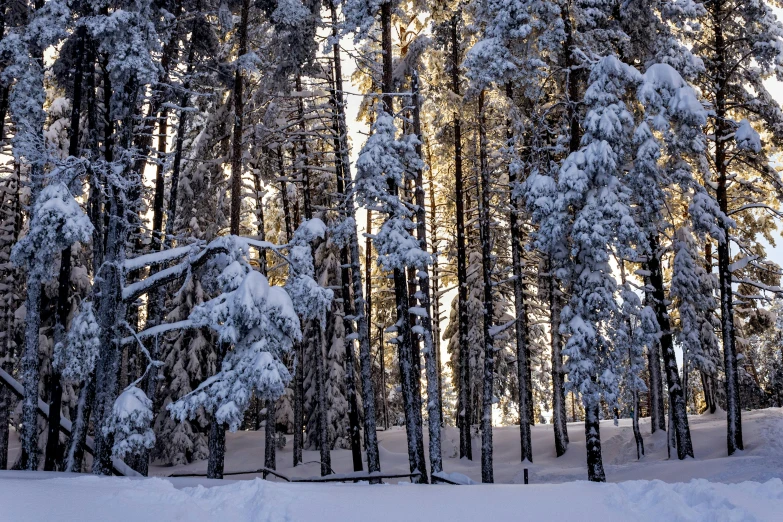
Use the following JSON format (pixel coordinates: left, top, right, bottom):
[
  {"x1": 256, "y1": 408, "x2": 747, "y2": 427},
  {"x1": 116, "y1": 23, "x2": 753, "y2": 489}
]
[
  {"x1": 53, "y1": 301, "x2": 100, "y2": 383},
  {"x1": 103, "y1": 386, "x2": 156, "y2": 459}
]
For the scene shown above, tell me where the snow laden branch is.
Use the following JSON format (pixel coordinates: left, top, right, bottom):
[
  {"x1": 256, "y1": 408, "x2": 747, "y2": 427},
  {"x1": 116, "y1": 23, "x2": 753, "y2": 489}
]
[
  {"x1": 168, "y1": 220, "x2": 332, "y2": 432},
  {"x1": 121, "y1": 235, "x2": 280, "y2": 304}
]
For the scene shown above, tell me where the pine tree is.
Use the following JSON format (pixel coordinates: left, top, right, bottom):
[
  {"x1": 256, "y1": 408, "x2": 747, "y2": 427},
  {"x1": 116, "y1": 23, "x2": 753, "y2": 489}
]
[{"x1": 689, "y1": 0, "x2": 783, "y2": 455}]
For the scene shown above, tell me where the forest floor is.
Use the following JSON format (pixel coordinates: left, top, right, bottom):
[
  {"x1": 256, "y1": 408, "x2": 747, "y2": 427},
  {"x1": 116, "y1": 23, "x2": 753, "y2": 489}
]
[{"x1": 2, "y1": 408, "x2": 783, "y2": 520}]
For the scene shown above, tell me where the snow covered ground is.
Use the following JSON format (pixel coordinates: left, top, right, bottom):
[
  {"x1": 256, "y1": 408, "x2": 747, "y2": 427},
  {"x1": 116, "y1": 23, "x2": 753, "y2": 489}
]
[
  {"x1": 151, "y1": 407, "x2": 783, "y2": 484},
  {"x1": 2, "y1": 408, "x2": 783, "y2": 520}
]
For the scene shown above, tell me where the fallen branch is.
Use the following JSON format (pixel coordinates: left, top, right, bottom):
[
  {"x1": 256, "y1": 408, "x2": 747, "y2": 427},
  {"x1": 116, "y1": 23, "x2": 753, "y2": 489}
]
[{"x1": 166, "y1": 468, "x2": 426, "y2": 484}]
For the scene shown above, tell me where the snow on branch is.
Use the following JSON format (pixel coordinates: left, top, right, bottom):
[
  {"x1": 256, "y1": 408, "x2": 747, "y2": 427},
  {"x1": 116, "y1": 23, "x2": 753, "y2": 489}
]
[{"x1": 168, "y1": 220, "x2": 330, "y2": 432}]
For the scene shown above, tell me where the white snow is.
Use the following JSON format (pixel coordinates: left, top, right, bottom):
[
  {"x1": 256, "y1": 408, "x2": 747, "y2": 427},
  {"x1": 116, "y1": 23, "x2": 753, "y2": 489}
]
[
  {"x1": 159, "y1": 407, "x2": 783, "y2": 484},
  {"x1": 735, "y1": 119, "x2": 762, "y2": 153},
  {"x1": 0, "y1": 470, "x2": 781, "y2": 521},
  {"x1": 4, "y1": 408, "x2": 783, "y2": 519}
]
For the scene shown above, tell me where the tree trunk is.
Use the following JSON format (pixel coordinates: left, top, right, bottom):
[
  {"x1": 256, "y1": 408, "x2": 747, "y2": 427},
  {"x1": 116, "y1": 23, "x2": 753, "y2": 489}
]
[
  {"x1": 711, "y1": 0, "x2": 742, "y2": 455},
  {"x1": 477, "y1": 91, "x2": 495, "y2": 483},
  {"x1": 646, "y1": 234, "x2": 694, "y2": 459},
  {"x1": 411, "y1": 69, "x2": 442, "y2": 475},
  {"x1": 549, "y1": 266, "x2": 568, "y2": 456},
  {"x1": 449, "y1": 14, "x2": 472, "y2": 462},
  {"x1": 585, "y1": 398, "x2": 605, "y2": 482},
  {"x1": 45, "y1": 26, "x2": 87, "y2": 472},
  {"x1": 326, "y1": 35, "x2": 364, "y2": 471},
  {"x1": 206, "y1": 0, "x2": 250, "y2": 479},
  {"x1": 425, "y1": 151, "x2": 444, "y2": 427},
  {"x1": 92, "y1": 75, "x2": 137, "y2": 474},
  {"x1": 19, "y1": 1, "x2": 46, "y2": 470},
  {"x1": 65, "y1": 377, "x2": 94, "y2": 472},
  {"x1": 506, "y1": 84, "x2": 533, "y2": 463},
  {"x1": 263, "y1": 400, "x2": 276, "y2": 478},
  {"x1": 380, "y1": 1, "x2": 427, "y2": 483}
]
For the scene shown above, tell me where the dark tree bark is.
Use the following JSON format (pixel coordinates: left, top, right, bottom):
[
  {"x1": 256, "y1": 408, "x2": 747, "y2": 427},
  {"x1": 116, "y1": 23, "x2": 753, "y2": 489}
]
[
  {"x1": 646, "y1": 234, "x2": 694, "y2": 460},
  {"x1": 66, "y1": 37, "x2": 100, "y2": 472},
  {"x1": 506, "y1": 84, "x2": 533, "y2": 463},
  {"x1": 619, "y1": 260, "x2": 644, "y2": 460},
  {"x1": 45, "y1": 25, "x2": 88, "y2": 472},
  {"x1": 326, "y1": 31, "x2": 363, "y2": 471},
  {"x1": 449, "y1": 14, "x2": 472, "y2": 463},
  {"x1": 710, "y1": 0, "x2": 742, "y2": 454},
  {"x1": 426, "y1": 158, "x2": 444, "y2": 427},
  {"x1": 585, "y1": 399, "x2": 605, "y2": 482},
  {"x1": 477, "y1": 91, "x2": 495, "y2": 483},
  {"x1": 380, "y1": 1, "x2": 427, "y2": 483},
  {"x1": 411, "y1": 69, "x2": 442, "y2": 475}
]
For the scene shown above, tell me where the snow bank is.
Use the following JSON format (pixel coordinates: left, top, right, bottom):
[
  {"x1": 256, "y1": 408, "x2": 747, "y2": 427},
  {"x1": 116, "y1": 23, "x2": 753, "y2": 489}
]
[{"x1": 0, "y1": 472, "x2": 781, "y2": 521}]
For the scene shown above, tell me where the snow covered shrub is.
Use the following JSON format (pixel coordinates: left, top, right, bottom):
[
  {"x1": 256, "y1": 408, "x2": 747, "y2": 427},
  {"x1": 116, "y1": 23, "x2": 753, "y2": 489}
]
[
  {"x1": 53, "y1": 301, "x2": 100, "y2": 383},
  {"x1": 103, "y1": 386, "x2": 156, "y2": 459}
]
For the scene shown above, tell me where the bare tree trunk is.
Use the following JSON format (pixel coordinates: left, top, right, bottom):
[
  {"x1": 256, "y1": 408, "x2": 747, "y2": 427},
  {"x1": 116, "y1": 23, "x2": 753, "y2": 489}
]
[
  {"x1": 45, "y1": 25, "x2": 88, "y2": 472},
  {"x1": 450, "y1": 14, "x2": 472, "y2": 463},
  {"x1": 327, "y1": 39, "x2": 363, "y2": 471},
  {"x1": 550, "y1": 267, "x2": 568, "y2": 456},
  {"x1": 506, "y1": 84, "x2": 533, "y2": 463},
  {"x1": 411, "y1": 69, "x2": 441, "y2": 475},
  {"x1": 424, "y1": 150, "x2": 444, "y2": 427},
  {"x1": 711, "y1": 0, "x2": 742, "y2": 455},
  {"x1": 585, "y1": 398, "x2": 605, "y2": 482},
  {"x1": 380, "y1": 2, "x2": 427, "y2": 483},
  {"x1": 646, "y1": 234, "x2": 694, "y2": 459},
  {"x1": 477, "y1": 91, "x2": 495, "y2": 483}
]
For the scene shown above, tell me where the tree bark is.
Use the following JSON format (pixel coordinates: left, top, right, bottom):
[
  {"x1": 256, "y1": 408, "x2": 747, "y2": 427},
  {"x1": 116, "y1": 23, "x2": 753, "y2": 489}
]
[
  {"x1": 477, "y1": 91, "x2": 495, "y2": 483},
  {"x1": 585, "y1": 399, "x2": 605, "y2": 482},
  {"x1": 506, "y1": 84, "x2": 533, "y2": 463},
  {"x1": 646, "y1": 234, "x2": 694, "y2": 459},
  {"x1": 325, "y1": 30, "x2": 364, "y2": 471},
  {"x1": 45, "y1": 25, "x2": 88, "y2": 472},
  {"x1": 711, "y1": 0, "x2": 742, "y2": 454},
  {"x1": 449, "y1": 14, "x2": 472, "y2": 463},
  {"x1": 411, "y1": 69, "x2": 442, "y2": 475},
  {"x1": 380, "y1": 1, "x2": 427, "y2": 483}
]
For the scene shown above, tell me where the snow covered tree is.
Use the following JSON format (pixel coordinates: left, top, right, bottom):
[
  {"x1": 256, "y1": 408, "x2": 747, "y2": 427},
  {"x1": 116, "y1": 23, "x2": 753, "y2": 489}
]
[{"x1": 688, "y1": 0, "x2": 783, "y2": 455}]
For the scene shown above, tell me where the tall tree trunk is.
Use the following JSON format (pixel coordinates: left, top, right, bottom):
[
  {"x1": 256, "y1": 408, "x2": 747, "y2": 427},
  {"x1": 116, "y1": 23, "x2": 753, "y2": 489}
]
[
  {"x1": 585, "y1": 398, "x2": 605, "y2": 482},
  {"x1": 426, "y1": 156, "x2": 444, "y2": 427},
  {"x1": 164, "y1": 12, "x2": 198, "y2": 249},
  {"x1": 549, "y1": 261, "x2": 569, "y2": 455},
  {"x1": 326, "y1": 37, "x2": 363, "y2": 471},
  {"x1": 646, "y1": 234, "x2": 694, "y2": 459},
  {"x1": 206, "y1": 0, "x2": 250, "y2": 480},
  {"x1": 450, "y1": 14, "x2": 472, "y2": 462},
  {"x1": 506, "y1": 84, "x2": 533, "y2": 463},
  {"x1": 44, "y1": 26, "x2": 87, "y2": 472},
  {"x1": 711, "y1": 0, "x2": 742, "y2": 454},
  {"x1": 477, "y1": 91, "x2": 495, "y2": 483},
  {"x1": 280, "y1": 148, "x2": 304, "y2": 468},
  {"x1": 19, "y1": 0, "x2": 46, "y2": 469},
  {"x1": 0, "y1": 2, "x2": 13, "y2": 465},
  {"x1": 411, "y1": 69, "x2": 441, "y2": 475},
  {"x1": 67, "y1": 39, "x2": 100, "y2": 472},
  {"x1": 380, "y1": 2, "x2": 427, "y2": 483},
  {"x1": 619, "y1": 260, "x2": 644, "y2": 459},
  {"x1": 93, "y1": 73, "x2": 138, "y2": 475}
]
